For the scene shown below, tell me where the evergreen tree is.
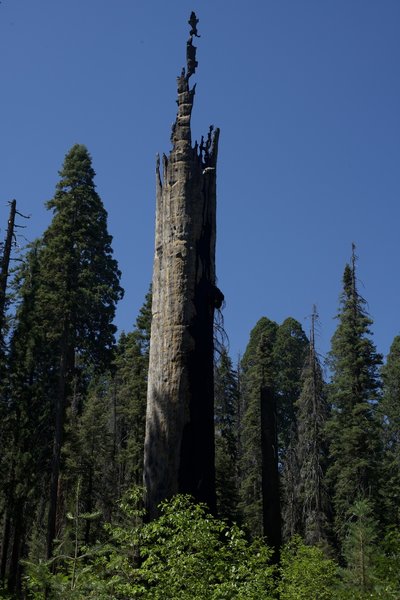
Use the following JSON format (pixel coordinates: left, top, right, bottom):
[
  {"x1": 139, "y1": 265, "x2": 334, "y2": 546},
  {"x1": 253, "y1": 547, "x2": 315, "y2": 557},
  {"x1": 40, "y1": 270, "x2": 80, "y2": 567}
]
[
  {"x1": 295, "y1": 307, "x2": 330, "y2": 546},
  {"x1": 273, "y1": 317, "x2": 308, "y2": 541},
  {"x1": 40, "y1": 144, "x2": 123, "y2": 559},
  {"x1": 326, "y1": 246, "x2": 382, "y2": 543},
  {"x1": 341, "y1": 499, "x2": 379, "y2": 596},
  {"x1": 63, "y1": 375, "x2": 113, "y2": 546},
  {"x1": 380, "y1": 335, "x2": 400, "y2": 526},
  {"x1": 239, "y1": 317, "x2": 278, "y2": 538},
  {"x1": 1, "y1": 145, "x2": 123, "y2": 586},
  {"x1": 0, "y1": 241, "x2": 52, "y2": 590},
  {"x1": 112, "y1": 290, "x2": 151, "y2": 495},
  {"x1": 57, "y1": 290, "x2": 151, "y2": 549},
  {"x1": 273, "y1": 317, "x2": 309, "y2": 459},
  {"x1": 214, "y1": 349, "x2": 239, "y2": 522}
]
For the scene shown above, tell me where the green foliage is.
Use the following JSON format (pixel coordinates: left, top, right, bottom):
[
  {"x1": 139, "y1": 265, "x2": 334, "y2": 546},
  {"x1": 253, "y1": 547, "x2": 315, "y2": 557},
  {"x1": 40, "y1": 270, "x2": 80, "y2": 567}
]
[
  {"x1": 294, "y1": 311, "x2": 330, "y2": 546},
  {"x1": 214, "y1": 350, "x2": 240, "y2": 521},
  {"x1": 239, "y1": 316, "x2": 308, "y2": 541},
  {"x1": 381, "y1": 335, "x2": 400, "y2": 526},
  {"x1": 273, "y1": 317, "x2": 308, "y2": 455},
  {"x1": 239, "y1": 317, "x2": 278, "y2": 537},
  {"x1": 39, "y1": 143, "x2": 123, "y2": 368},
  {"x1": 278, "y1": 536, "x2": 338, "y2": 600},
  {"x1": 0, "y1": 145, "x2": 123, "y2": 586},
  {"x1": 341, "y1": 499, "x2": 378, "y2": 594},
  {"x1": 24, "y1": 494, "x2": 277, "y2": 600},
  {"x1": 335, "y1": 503, "x2": 400, "y2": 599},
  {"x1": 374, "y1": 528, "x2": 400, "y2": 598},
  {"x1": 327, "y1": 253, "x2": 382, "y2": 540},
  {"x1": 111, "y1": 288, "x2": 152, "y2": 495}
]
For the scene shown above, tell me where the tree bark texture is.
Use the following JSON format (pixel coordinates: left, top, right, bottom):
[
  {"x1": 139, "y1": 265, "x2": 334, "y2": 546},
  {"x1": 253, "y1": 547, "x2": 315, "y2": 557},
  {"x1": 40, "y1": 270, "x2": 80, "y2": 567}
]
[{"x1": 144, "y1": 18, "x2": 220, "y2": 519}]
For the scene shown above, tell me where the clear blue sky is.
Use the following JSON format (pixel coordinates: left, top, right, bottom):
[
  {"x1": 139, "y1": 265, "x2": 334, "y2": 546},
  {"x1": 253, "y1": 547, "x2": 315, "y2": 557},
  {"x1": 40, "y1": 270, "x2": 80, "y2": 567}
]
[{"x1": 1, "y1": 1, "x2": 399, "y2": 363}]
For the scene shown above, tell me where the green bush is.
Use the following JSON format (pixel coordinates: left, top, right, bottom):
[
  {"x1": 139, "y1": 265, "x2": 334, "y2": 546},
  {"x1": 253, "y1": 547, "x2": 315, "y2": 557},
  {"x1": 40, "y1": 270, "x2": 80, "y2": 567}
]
[
  {"x1": 278, "y1": 536, "x2": 339, "y2": 600},
  {"x1": 24, "y1": 493, "x2": 276, "y2": 599}
]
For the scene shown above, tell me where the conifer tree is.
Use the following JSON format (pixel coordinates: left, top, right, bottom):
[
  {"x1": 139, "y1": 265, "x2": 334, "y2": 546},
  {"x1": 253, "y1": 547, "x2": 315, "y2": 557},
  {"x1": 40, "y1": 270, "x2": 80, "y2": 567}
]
[
  {"x1": 380, "y1": 335, "x2": 400, "y2": 526},
  {"x1": 112, "y1": 289, "x2": 151, "y2": 495},
  {"x1": 214, "y1": 349, "x2": 239, "y2": 522},
  {"x1": 295, "y1": 307, "x2": 330, "y2": 546},
  {"x1": 239, "y1": 317, "x2": 278, "y2": 538},
  {"x1": 40, "y1": 144, "x2": 123, "y2": 558},
  {"x1": 0, "y1": 241, "x2": 51, "y2": 590},
  {"x1": 341, "y1": 499, "x2": 379, "y2": 595},
  {"x1": 273, "y1": 318, "x2": 308, "y2": 541},
  {"x1": 0, "y1": 145, "x2": 123, "y2": 582},
  {"x1": 63, "y1": 375, "x2": 113, "y2": 546},
  {"x1": 273, "y1": 317, "x2": 309, "y2": 459},
  {"x1": 60, "y1": 290, "x2": 151, "y2": 548},
  {"x1": 327, "y1": 246, "x2": 382, "y2": 542}
]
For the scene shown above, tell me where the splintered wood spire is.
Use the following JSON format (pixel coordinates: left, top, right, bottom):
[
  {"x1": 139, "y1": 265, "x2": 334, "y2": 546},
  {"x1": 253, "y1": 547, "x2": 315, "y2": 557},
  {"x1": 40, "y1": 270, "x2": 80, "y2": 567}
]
[{"x1": 144, "y1": 13, "x2": 221, "y2": 518}]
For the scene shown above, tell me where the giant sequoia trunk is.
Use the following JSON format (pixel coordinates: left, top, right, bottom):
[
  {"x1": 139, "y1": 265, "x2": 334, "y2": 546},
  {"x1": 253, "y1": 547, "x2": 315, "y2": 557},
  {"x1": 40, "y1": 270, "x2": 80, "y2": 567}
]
[{"x1": 144, "y1": 14, "x2": 221, "y2": 518}]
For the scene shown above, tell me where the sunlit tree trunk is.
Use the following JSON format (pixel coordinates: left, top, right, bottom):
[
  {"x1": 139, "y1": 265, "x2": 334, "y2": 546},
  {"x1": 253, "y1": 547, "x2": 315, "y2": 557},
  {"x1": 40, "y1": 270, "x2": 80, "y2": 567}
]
[{"x1": 144, "y1": 14, "x2": 221, "y2": 518}]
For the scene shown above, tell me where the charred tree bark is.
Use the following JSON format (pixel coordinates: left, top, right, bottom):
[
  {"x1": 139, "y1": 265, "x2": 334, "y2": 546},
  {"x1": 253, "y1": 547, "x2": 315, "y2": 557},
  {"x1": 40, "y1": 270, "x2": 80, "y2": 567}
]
[
  {"x1": 261, "y1": 386, "x2": 282, "y2": 563},
  {"x1": 144, "y1": 13, "x2": 220, "y2": 519}
]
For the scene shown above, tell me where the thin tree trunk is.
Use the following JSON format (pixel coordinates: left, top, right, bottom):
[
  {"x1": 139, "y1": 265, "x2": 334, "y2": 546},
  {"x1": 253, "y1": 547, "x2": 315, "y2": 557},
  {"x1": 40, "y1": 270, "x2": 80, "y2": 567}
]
[
  {"x1": 7, "y1": 499, "x2": 24, "y2": 592},
  {"x1": 0, "y1": 507, "x2": 11, "y2": 580},
  {"x1": 0, "y1": 199, "x2": 16, "y2": 341}
]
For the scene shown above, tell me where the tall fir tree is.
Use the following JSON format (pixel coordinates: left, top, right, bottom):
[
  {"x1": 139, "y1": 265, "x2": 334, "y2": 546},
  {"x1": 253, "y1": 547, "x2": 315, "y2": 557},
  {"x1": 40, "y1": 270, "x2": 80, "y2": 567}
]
[
  {"x1": 380, "y1": 335, "x2": 400, "y2": 527},
  {"x1": 326, "y1": 246, "x2": 382, "y2": 543},
  {"x1": 295, "y1": 307, "x2": 330, "y2": 546}
]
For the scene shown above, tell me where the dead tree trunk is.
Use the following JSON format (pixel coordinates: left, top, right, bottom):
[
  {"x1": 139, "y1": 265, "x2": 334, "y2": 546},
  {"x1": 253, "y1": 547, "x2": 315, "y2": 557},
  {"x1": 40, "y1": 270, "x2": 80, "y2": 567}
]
[
  {"x1": 0, "y1": 199, "x2": 17, "y2": 341},
  {"x1": 144, "y1": 13, "x2": 221, "y2": 519}
]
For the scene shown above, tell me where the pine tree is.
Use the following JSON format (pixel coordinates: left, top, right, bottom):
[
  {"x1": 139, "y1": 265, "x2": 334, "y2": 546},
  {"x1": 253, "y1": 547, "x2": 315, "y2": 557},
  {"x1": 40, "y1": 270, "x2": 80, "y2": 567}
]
[
  {"x1": 327, "y1": 246, "x2": 382, "y2": 543},
  {"x1": 214, "y1": 349, "x2": 239, "y2": 522},
  {"x1": 380, "y1": 335, "x2": 400, "y2": 526},
  {"x1": 295, "y1": 307, "x2": 330, "y2": 546}
]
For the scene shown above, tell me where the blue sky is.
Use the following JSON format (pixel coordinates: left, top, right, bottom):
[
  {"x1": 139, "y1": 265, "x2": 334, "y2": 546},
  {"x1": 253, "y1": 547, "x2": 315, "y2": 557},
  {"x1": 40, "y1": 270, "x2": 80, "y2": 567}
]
[{"x1": 1, "y1": 1, "x2": 399, "y2": 363}]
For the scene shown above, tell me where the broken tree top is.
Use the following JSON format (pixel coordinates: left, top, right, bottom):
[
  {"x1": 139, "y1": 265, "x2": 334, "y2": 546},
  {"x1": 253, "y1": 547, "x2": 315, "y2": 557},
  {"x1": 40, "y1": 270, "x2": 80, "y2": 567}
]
[
  {"x1": 186, "y1": 12, "x2": 199, "y2": 79},
  {"x1": 167, "y1": 12, "x2": 219, "y2": 166},
  {"x1": 188, "y1": 11, "x2": 200, "y2": 38}
]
